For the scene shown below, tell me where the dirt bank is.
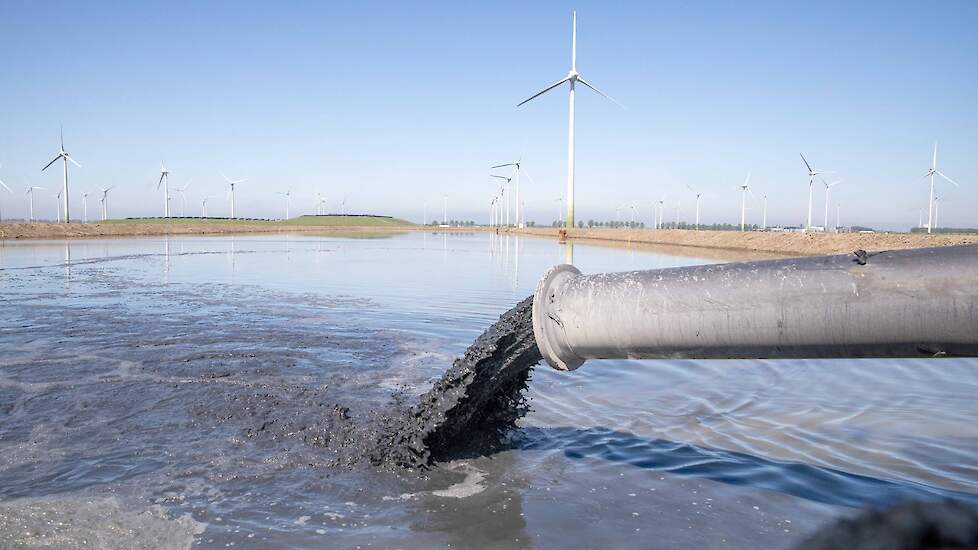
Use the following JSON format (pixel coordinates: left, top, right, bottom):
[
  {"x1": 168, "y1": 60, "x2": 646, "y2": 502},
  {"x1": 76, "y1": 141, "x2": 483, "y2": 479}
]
[
  {"x1": 508, "y1": 227, "x2": 978, "y2": 256},
  {"x1": 0, "y1": 222, "x2": 408, "y2": 240}
]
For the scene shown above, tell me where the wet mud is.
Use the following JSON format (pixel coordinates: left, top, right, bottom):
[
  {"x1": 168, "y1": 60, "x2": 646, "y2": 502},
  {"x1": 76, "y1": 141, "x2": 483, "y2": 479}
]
[{"x1": 370, "y1": 296, "x2": 542, "y2": 468}]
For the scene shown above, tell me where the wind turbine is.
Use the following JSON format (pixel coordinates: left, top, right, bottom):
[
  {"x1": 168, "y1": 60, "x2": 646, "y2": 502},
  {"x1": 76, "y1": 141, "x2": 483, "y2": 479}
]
[
  {"x1": 922, "y1": 143, "x2": 959, "y2": 234},
  {"x1": 41, "y1": 128, "x2": 81, "y2": 223},
  {"x1": 687, "y1": 184, "x2": 703, "y2": 230},
  {"x1": 656, "y1": 196, "x2": 665, "y2": 229},
  {"x1": 98, "y1": 186, "x2": 114, "y2": 221},
  {"x1": 157, "y1": 161, "x2": 171, "y2": 217},
  {"x1": 26, "y1": 186, "x2": 46, "y2": 222},
  {"x1": 490, "y1": 173, "x2": 513, "y2": 226},
  {"x1": 739, "y1": 173, "x2": 752, "y2": 232},
  {"x1": 201, "y1": 195, "x2": 214, "y2": 217},
  {"x1": 821, "y1": 178, "x2": 843, "y2": 231},
  {"x1": 81, "y1": 192, "x2": 89, "y2": 223},
  {"x1": 0, "y1": 164, "x2": 11, "y2": 223},
  {"x1": 762, "y1": 194, "x2": 768, "y2": 230},
  {"x1": 491, "y1": 158, "x2": 535, "y2": 228},
  {"x1": 517, "y1": 11, "x2": 620, "y2": 229},
  {"x1": 55, "y1": 190, "x2": 63, "y2": 223},
  {"x1": 176, "y1": 180, "x2": 192, "y2": 217},
  {"x1": 800, "y1": 154, "x2": 831, "y2": 230},
  {"x1": 221, "y1": 172, "x2": 246, "y2": 219},
  {"x1": 276, "y1": 189, "x2": 292, "y2": 219}
]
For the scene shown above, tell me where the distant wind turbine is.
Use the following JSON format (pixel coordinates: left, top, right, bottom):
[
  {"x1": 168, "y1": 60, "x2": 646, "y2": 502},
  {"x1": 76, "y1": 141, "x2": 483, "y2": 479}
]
[
  {"x1": 26, "y1": 186, "x2": 46, "y2": 222},
  {"x1": 201, "y1": 195, "x2": 214, "y2": 217},
  {"x1": 739, "y1": 173, "x2": 752, "y2": 232},
  {"x1": 490, "y1": 173, "x2": 513, "y2": 226},
  {"x1": 800, "y1": 154, "x2": 831, "y2": 230},
  {"x1": 55, "y1": 190, "x2": 63, "y2": 223},
  {"x1": 41, "y1": 128, "x2": 81, "y2": 223},
  {"x1": 762, "y1": 194, "x2": 768, "y2": 230},
  {"x1": 821, "y1": 178, "x2": 843, "y2": 231},
  {"x1": 157, "y1": 162, "x2": 171, "y2": 217},
  {"x1": 99, "y1": 186, "x2": 114, "y2": 221},
  {"x1": 490, "y1": 158, "x2": 535, "y2": 228},
  {"x1": 0, "y1": 163, "x2": 11, "y2": 223},
  {"x1": 276, "y1": 189, "x2": 292, "y2": 219},
  {"x1": 221, "y1": 172, "x2": 246, "y2": 218},
  {"x1": 176, "y1": 179, "x2": 192, "y2": 217},
  {"x1": 81, "y1": 192, "x2": 89, "y2": 223},
  {"x1": 687, "y1": 184, "x2": 703, "y2": 230},
  {"x1": 517, "y1": 11, "x2": 620, "y2": 229},
  {"x1": 922, "y1": 143, "x2": 959, "y2": 234}
]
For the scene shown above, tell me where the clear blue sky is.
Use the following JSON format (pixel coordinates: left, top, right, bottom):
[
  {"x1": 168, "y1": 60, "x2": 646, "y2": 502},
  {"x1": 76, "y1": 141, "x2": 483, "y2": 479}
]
[{"x1": 1, "y1": 1, "x2": 976, "y2": 229}]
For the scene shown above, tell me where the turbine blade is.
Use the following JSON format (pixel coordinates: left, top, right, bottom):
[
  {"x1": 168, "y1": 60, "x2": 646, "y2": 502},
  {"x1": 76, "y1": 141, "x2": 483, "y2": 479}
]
[
  {"x1": 936, "y1": 171, "x2": 960, "y2": 187},
  {"x1": 517, "y1": 77, "x2": 571, "y2": 107},
  {"x1": 933, "y1": 142, "x2": 938, "y2": 170},
  {"x1": 577, "y1": 77, "x2": 625, "y2": 109},
  {"x1": 799, "y1": 153, "x2": 813, "y2": 173},
  {"x1": 491, "y1": 174, "x2": 509, "y2": 181},
  {"x1": 0, "y1": 179, "x2": 11, "y2": 193},
  {"x1": 41, "y1": 156, "x2": 60, "y2": 171},
  {"x1": 491, "y1": 162, "x2": 517, "y2": 169},
  {"x1": 158, "y1": 173, "x2": 165, "y2": 189},
  {"x1": 66, "y1": 155, "x2": 81, "y2": 168}
]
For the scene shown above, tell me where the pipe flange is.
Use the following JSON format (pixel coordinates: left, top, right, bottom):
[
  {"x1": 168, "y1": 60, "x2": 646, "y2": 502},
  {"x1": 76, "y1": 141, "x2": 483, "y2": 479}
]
[{"x1": 532, "y1": 264, "x2": 585, "y2": 371}]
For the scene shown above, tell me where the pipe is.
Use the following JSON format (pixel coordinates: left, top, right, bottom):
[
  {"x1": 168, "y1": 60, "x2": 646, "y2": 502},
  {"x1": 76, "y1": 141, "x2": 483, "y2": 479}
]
[{"x1": 532, "y1": 245, "x2": 978, "y2": 371}]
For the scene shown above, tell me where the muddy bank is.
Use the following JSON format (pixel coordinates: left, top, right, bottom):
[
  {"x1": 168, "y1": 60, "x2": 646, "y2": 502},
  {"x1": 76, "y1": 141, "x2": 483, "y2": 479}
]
[
  {"x1": 508, "y1": 227, "x2": 978, "y2": 257},
  {"x1": 0, "y1": 222, "x2": 409, "y2": 240}
]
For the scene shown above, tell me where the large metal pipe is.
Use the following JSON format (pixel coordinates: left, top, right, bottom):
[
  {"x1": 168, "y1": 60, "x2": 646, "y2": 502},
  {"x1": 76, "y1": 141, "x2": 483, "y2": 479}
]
[{"x1": 532, "y1": 245, "x2": 978, "y2": 371}]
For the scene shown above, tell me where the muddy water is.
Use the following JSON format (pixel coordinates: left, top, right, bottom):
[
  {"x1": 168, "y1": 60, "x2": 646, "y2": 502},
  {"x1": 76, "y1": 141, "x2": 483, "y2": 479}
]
[{"x1": 2, "y1": 232, "x2": 978, "y2": 549}]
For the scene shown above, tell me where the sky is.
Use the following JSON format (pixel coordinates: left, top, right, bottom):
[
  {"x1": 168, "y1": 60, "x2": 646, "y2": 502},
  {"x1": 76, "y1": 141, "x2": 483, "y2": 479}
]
[{"x1": 1, "y1": 1, "x2": 976, "y2": 230}]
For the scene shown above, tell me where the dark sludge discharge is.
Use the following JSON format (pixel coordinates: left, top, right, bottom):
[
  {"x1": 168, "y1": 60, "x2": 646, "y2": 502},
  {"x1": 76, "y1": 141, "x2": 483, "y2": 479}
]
[
  {"x1": 373, "y1": 295, "x2": 543, "y2": 468},
  {"x1": 228, "y1": 296, "x2": 542, "y2": 471}
]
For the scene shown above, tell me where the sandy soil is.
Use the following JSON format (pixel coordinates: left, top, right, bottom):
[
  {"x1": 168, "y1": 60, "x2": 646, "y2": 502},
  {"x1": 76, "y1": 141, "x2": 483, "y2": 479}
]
[
  {"x1": 507, "y1": 227, "x2": 978, "y2": 256},
  {"x1": 0, "y1": 222, "x2": 408, "y2": 240}
]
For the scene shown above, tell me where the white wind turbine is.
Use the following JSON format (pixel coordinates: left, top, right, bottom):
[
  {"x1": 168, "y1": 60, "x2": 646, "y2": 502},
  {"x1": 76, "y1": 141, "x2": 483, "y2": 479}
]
[
  {"x1": 176, "y1": 180, "x2": 192, "y2": 217},
  {"x1": 98, "y1": 186, "x2": 114, "y2": 221},
  {"x1": 201, "y1": 195, "x2": 215, "y2": 217},
  {"x1": 55, "y1": 190, "x2": 63, "y2": 223},
  {"x1": 26, "y1": 186, "x2": 46, "y2": 222},
  {"x1": 491, "y1": 173, "x2": 513, "y2": 226},
  {"x1": 276, "y1": 189, "x2": 292, "y2": 219},
  {"x1": 687, "y1": 184, "x2": 703, "y2": 230},
  {"x1": 922, "y1": 143, "x2": 959, "y2": 234},
  {"x1": 821, "y1": 178, "x2": 843, "y2": 231},
  {"x1": 41, "y1": 128, "x2": 81, "y2": 223},
  {"x1": 491, "y1": 158, "x2": 527, "y2": 227},
  {"x1": 157, "y1": 162, "x2": 171, "y2": 217},
  {"x1": 81, "y1": 192, "x2": 89, "y2": 223},
  {"x1": 0, "y1": 164, "x2": 11, "y2": 223},
  {"x1": 800, "y1": 154, "x2": 831, "y2": 230},
  {"x1": 517, "y1": 11, "x2": 620, "y2": 229},
  {"x1": 738, "y1": 173, "x2": 752, "y2": 232},
  {"x1": 656, "y1": 196, "x2": 665, "y2": 229},
  {"x1": 221, "y1": 172, "x2": 246, "y2": 218}
]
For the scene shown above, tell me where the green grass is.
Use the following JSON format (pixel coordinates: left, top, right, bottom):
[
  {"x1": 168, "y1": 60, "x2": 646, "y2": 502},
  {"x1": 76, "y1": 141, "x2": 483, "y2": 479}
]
[{"x1": 102, "y1": 215, "x2": 414, "y2": 227}]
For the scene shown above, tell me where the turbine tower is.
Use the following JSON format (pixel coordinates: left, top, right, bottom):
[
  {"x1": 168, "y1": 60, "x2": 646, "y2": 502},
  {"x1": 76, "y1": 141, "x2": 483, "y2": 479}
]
[
  {"x1": 687, "y1": 184, "x2": 702, "y2": 230},
  {"x1": 490, "y1": 173, "x2": 513, "y2": 226},
  {"x1": 201, "y1": 195, "x2": 214, "y2": 217},
  {"x1": 739, "y1": 173, "x2": 752, "y2": 232},
  {"x1": 276, "y1": 189, "x2": 292, "y2": 219},
  {"x1": 176, "y1": 180, "x2": 192, "y2": 217},
  {"x1": 98, "y1": 186, "x2": 114, "y2": 221},
  {"x1": 81, "y1": 192, "x2": 89, "y2": 223},
  {"x1": 517, "y1": 11, "x2": 619, "y2": 229},
  {"x1": 221, "y1": 172, "x2": 246, "y2": 219},
  {"x1": 923, "y1": 143, "x2": 959, "y2": 234},
  {"x1": 0, "y1": 164, "x2": 11, "y2": 223},
  {"x1": 157, "y1": 162, "x2": 171, "y2": 217},
  {"x1": 800, "y1": 154, "x2": 830, "y2": 230},
  {"x1": 41, "y1": 128, "x2": 81, "y2": 223},
  {"x1": 821, "y1": 179, "x2": 843, "y2": 232},
  {"x1": 26, "y1": 186, "x2": 46, "y2": 222}
]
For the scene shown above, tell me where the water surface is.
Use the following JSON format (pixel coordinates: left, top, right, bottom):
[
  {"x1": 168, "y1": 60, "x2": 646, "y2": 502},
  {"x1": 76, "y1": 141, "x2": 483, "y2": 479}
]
[{"x1": 1, "y1": 232, "x2": 977, "y2": 549}]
